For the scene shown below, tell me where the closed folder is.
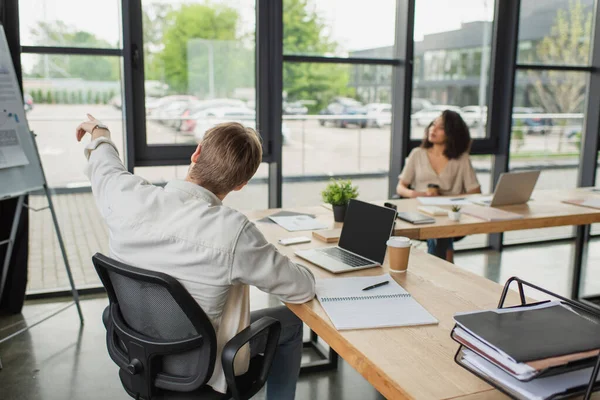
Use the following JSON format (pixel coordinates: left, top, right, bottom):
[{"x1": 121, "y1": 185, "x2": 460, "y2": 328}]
[{"x1": 454, "y1": 303, "x2": 600, "y2": 363}]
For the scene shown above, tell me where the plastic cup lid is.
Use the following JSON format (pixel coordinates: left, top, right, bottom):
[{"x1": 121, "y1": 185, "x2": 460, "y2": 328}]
[{"x1": 386, "y1": 236, "x2": 411, "y2": 248}]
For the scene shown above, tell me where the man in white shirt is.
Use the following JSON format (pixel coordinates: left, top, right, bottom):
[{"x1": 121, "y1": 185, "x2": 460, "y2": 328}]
[{"x1": 76, "y1": 114, "x2": 316, "y2": 399}]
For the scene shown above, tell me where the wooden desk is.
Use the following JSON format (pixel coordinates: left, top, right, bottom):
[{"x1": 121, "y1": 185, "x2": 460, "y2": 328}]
[
  {"x1": 386, "y1": 188, "x2": 600, "y2": 240},
  {"x1": 247, "y1": 208, "x2": 525, "y2": 400}
]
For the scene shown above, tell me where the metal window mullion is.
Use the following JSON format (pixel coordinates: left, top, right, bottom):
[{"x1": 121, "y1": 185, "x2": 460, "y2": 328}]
[
  {"x1": 388, "y1": 0, "x2": 415, "y2": 198},
  {"x1": 283, "y1": 54, "x2": 401, "y2": 66},
  {"x1": 487, "y1": 0, "x2": 521, "y2": 251},
  {"x1": 258, "y1": 0, "x2": 283, "y2": 208},
  {"x1": 21, "y1": 46, "x2": 122, "y2": 57},
  {"x1": 122, "y1": 0, "x2": 146, "y2": 172},
  {"x1": 515, "y1": 63, "x2": 593, "y2": 72}
]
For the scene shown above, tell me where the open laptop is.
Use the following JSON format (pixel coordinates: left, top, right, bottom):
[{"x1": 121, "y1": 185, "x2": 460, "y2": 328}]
[
  {"x1": 295, "y1": 199, "x2": 397, "y2": 273},
  {"x1": 471, "y1": 170, "x2": 541, "y2": 207}
]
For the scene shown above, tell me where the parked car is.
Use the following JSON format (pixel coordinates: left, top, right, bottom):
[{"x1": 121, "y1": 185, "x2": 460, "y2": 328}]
[
  {"x1": 318, "y1": 98, "x2": 368, "y2": 128},
  {"x1": 23, "y1": 93, "x2": 34, "y2": 112},
  {"x1": 411, "y1": 98, "x2": 434, "y2": 114},
  {"x1": 365, "y1": 103, "x2": 392, "y2": 128},
  {"x1": 149, "y1": 95, "x2": 199, "y2": 123},
  {"x1": 512, "y1": 107, "x2": 553, "y2": 135},
  {"x1": 193, "y1": 107, "x2": 291, "y2": 144},
  {"x1": 283, "y1": 101, "x2": 308, "y2": 115},
  {"x1": 179, "y1": 99, "x2": 248, "y2": 132},
  {"x1": 461, "y1": 106, "x2": 488, "y2": 127},
  {"x1": 412, "y1": 105, "x2": 462, "y2": 126}
]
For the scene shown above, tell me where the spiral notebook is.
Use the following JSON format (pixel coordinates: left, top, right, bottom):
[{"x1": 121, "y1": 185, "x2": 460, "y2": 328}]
[{"x1": 316, "y1": 274, "x2": 438, "y2": 330}]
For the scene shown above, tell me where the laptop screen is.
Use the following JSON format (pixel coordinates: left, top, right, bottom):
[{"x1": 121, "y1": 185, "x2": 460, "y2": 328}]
[{"x1": 338, "y1": 199, "x2": 397, "y2": 264}]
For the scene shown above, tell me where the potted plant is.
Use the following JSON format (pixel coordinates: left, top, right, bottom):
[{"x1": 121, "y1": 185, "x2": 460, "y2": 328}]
[
  {"x1": 448, "y1": 205, "x2": 462, "y2": 222},
  {"x1": 321, "y1": 179, "x2": 359, "y2": 222}
]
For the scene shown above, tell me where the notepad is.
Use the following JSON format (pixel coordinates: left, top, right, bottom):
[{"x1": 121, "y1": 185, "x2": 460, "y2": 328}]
[
  {"x1": 316, "y1": 274, "x2": 438, "y2": 330},
  {"x1": 417, "y1": 197, "x2": 472, "y2": 206},
  {"x1": 461, "y1": 205, "x2": 524, "y2": 222}
]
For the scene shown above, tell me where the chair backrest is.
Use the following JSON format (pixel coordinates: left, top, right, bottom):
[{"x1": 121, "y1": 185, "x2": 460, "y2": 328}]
[{"x1": 92, "y1": 253, "x2": 218, "y2": 399}]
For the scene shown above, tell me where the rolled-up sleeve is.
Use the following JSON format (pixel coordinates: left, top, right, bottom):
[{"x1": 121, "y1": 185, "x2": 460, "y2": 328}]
[{"x1": 230, "y1": 221, "x2": 316, "y2": 304}]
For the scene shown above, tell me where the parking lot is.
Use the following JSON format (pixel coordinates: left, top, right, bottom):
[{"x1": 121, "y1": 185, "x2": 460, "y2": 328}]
[{"x1": 28, "y1": 104, "x2": 582, "y2": 189}]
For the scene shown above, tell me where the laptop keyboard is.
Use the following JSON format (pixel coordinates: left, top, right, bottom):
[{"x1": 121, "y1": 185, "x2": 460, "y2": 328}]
[{"x1": 319, "y1": 247, "x2": 374, "y2": 267}]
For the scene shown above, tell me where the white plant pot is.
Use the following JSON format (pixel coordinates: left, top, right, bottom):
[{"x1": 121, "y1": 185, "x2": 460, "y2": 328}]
[{"x1": 448, "y1": 211, "x2": 462, "y2": 221}]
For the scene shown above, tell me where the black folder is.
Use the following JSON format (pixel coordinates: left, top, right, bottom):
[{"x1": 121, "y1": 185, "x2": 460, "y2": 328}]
[{"x1": 455, "y1": 304, "x2": 600, "y2": 362}]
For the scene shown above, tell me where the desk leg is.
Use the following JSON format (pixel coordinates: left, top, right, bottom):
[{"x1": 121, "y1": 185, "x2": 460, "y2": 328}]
[
  {"x1": 571, "y1": 225, "x2": 589, "y2": 299},
  {"x1": 300, "y1": 329, "x2": 338, "y2": 374}
]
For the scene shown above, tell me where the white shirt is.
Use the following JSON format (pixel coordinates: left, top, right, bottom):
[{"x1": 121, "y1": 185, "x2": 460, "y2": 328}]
[{"x1": 84, "y1": 138, "x2": 316, "y2": 393}]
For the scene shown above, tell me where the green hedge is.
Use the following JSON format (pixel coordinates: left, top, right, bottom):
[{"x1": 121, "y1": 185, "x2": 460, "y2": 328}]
[{"x1": 29, "y1": 89, "x2": 117, "y2": 105}]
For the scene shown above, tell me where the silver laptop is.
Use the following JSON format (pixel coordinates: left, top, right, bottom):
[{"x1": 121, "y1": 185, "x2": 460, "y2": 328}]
[
  {"x1": 472, "y1": 170, "x2": 541, "y2": 207},
  {"x1": 295, "y1": 199, "x2": 397, "y2": 273}
]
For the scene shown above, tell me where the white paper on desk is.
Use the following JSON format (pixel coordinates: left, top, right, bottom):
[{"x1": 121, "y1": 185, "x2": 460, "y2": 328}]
[
  {"x1": 417, "y1": 197, "x2": 472, "y2": 206},
  {"x1": 462, "y1": 349, "x2": 600, "y2": 400},
  {"x1": 316, "y1": 274, "x2": 438, "y2": 330},
  {"x1": 268, "y1": 215, "x2": 328, "y2": 232}
]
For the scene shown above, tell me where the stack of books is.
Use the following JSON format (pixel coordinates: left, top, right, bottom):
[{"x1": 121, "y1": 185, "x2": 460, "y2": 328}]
[{"x1": 451, "y1": 301, "x2": 600, "y2": 399}]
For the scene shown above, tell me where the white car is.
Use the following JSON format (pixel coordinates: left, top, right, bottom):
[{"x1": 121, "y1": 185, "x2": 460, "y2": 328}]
[
  {"x1": 461, "y1": 106, "x2": 488, "y2": 127},
  {"x1": 365, "y1": 103, "x2": 392, "y2": 128},
  {"x1": 412, "y1": 105, "x2": 462, "y2": 126},
  {"x1": 193, "y1": 107, "x2": 291, "y2": 144}
]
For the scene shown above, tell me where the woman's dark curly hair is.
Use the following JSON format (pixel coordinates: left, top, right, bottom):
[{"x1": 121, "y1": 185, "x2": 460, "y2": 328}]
[{"x1": 421, "y1": 109, "x2": 471, "y2": 159}]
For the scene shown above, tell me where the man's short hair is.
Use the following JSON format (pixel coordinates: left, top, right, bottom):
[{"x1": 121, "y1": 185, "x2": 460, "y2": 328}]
[{"x1": 189, "y1": 122, "x2": 262, "y2": 195}]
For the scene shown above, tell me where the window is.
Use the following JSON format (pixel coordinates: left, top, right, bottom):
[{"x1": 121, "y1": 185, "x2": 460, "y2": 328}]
[
  {"x1": 518, "y1": 0, "x2": 594, "y2": 66},
  {"x1": 18, "y1": 0, "x2": 125, "y2": 294},
  {"x1": 19, "y1": 0, "x2": 122, "y2": 48},
  {"x1": 281, "y1": 0, "x2": 397, "y2": 207},
  {"x1": 142, "y1": 0, "x2": 256, "y2": 146},
  {"x1": 505, "y1": 71, "x2": 589, "y2": 244},
  {"x1": 412, "y1": 0, "x2": 495, "y2": 140},
  {"x1": 282, "y1": 0, "x2": 396, "y2": 59}
]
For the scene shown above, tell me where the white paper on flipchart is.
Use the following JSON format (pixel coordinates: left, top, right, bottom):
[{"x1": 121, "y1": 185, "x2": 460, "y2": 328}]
[
  {"x1": 462, "y1": 349, "x2": 600, "y2": 400},
  {"x1": 0, "y1": 40, "x2": 28, "y2": 170},
  {"x1": 316, "y1": 274, "x2": 438, "y2": 330}
]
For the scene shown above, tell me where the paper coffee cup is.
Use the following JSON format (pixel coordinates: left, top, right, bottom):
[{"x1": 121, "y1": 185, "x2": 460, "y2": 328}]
[
  {"x1": 427, "y1": 184, "x2": 440, "y2": 196},
  {"x1": 387, "y1": 236, "x2": 411, "y2": 273}
]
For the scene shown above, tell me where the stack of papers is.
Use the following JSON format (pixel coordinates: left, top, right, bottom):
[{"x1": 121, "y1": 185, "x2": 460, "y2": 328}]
[
  {"x1": 453, "y1": 301, "x2": 600, "y2": 399},
  {"x1": 459, "y1": 348, "x2": 600, "y2": 400},
  {"x1": 268, "y1": 215, "x2": 328, "y2": 232},
  {"x1": 417, "y1": 197, "x2": 471, "y2": 206},
  {"x1": 563, "y1": 198, "x2": 600, "y2": 210}
]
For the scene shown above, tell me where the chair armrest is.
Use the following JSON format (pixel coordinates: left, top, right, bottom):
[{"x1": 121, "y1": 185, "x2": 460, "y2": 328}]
[{"x1": 222, "y1": 316, "x2": 281, "y2": 400}]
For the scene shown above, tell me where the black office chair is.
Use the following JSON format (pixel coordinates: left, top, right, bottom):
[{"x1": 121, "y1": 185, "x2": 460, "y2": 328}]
[{"x1": 92, "y1": 253, "x2": 281, "y2": 400}]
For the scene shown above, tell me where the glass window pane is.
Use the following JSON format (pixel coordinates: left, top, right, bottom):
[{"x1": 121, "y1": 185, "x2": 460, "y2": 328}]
[
  {"x1": 22, "y1": 53, "x2": 124, "y2": 293},
  {"x1": 283, "y1": 0, "x2": 396, "y2": 59},
  {"x1": 134, "y1": 164, "x2": 269, "y2": 210},
  {"x1": 412, "y1": 0, "x2": 495, "y2": 139},
  {"x1": 21, "y1": 53, "x2": 124, "y2": 187},
  {"x1": 143, "y1": 0, "x2": 256, "y2": 146},
  {"x1": 19, "y1": 0, "x2": 122, "y2": 48},
  {"x1": 504, "y1": 70, "x2": 587, "y2": 244},
  {"x1": 282, "y1": 63, "x2": 392, "y2": 207},
  {"x1": 518, "y1": 0, "x2": 595, "y2": 66}
]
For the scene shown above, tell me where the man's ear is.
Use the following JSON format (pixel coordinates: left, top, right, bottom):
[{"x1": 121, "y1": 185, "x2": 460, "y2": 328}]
[
  {"x1": 190, "y1": 144, "x2": 202, "y2": 163},
  {"x1": 233, "y1": 182, "x2": 247, "y2": 192}
]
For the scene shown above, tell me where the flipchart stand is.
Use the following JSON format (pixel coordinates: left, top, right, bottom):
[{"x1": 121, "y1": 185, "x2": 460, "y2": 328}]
[{"x1": 0, "y1": 134, "x2": 84, "y2": 371}]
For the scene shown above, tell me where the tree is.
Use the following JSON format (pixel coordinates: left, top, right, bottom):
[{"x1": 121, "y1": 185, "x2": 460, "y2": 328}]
[
  {"x1": 143, "y1": 3, "x2": 174, "y2": 81},
  {"x1": 283, "y1": 0, "x2": 352, "y2": 112},
  {"x1": 529, "y1": 0, "x2": 592, "y2": 152},
  {"x1": 27, "y1": 21, "x2": 120, "y2": 81},
  {"x1": 158, "y1": 4, "x2": 239, "y2": 93}
]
